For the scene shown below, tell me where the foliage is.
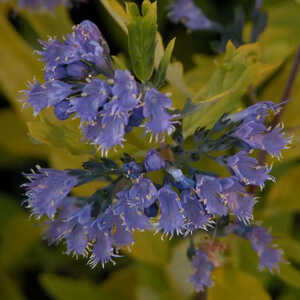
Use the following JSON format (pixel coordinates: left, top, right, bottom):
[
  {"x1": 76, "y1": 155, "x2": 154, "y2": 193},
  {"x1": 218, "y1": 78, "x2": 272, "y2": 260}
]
[{"x1": 0, "y1": 0, "x2": 299, "y2": 299}]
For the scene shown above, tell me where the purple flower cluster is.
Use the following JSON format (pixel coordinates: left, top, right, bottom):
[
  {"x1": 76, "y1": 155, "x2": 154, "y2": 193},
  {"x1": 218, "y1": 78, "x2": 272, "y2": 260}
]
[
  {"x1": 168, "y1": 0, "x2": 221, "y2": 32},
  {"x1": 231, "y1": 224, "x2": 284, "y2": 272},
  {"x1": 228, "y1": 102, "x2": 291, "y2": 159},
  {"x1": 24, "y1": 20, "x2": 176, "y2": 155},
  {"x1": 190, "y1": 249, "x2": 214, "y2": 292},
  {"x1": 21, "y1": 16, "x2": 290, "y2": 294},
  {"x1": 17, "y1": 0, "x2": 67, "y2": 10}
]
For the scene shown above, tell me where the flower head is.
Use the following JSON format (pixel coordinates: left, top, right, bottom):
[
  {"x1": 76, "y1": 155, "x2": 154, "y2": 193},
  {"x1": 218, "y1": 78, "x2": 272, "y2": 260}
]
[
  {"x1": 143, "y1": 88, "x2": 175, "y2": 140},
  {"x1": 157, "y1": 185, "x2": 184, "y2": 236},
  {"x1": 190, "y1": 250, "x2": 214, "y2": 292},
  {"x1": 70, "y1": 79, "x2": 111, "y2": 122},
  {"x1": 168, "y1": 0, "x2": 221, "y2": 31},
  {"x1": 24, "y1": 80, "x2": 73, "y2": 116},
  {"x1": 227, "y1": 151, "x2": 273, "y2": 187},
  {"x1": 24, "y1": 168, "x2": 77, "y2": 218},
  {"x1": 128, "y1": 178, "x2": 157, "y2": 209},
  {"x1": 195, "y1": 175, "x2": 227, "y2": 216},
  {"x1": 144, "y1": 148, "x2": 165, "y2": 172},
  {"x1": 181, "y1": 190, "x2": 211, "y2": 232}
]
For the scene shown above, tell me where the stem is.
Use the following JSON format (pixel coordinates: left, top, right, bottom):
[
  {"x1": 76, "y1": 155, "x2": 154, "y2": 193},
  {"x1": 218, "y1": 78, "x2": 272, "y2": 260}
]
[
  {"x1": 195, "y1": 289, "x2": 207, "y2": 300},
  {"x1": 258, "y1": 42, "x2": 300, "y2": 165},
  {"x1": 249, "y1": 43, "x2": 300, "y2": 195}
]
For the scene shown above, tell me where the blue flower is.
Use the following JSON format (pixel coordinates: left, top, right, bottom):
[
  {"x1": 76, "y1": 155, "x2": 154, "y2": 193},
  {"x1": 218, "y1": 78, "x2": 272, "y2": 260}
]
[
  {"x1": 126, "y1": 107, "x2": 145, "y2": 133},
  {"x1": 84, "y1": 102, "x2": 129, "y2": 155},
  {"x1": 128, "y1": 178, "x2": 157, "y2": 209},
  {"x1": 45, "y1": 197, "x2": 78, "y2": 245},
  {"x1": 18, "y1": 0, "x2": 66, "y2": 10},
  {"x1": 54, "y1": 100, "x2": 73, "y2": 120},
  {"x1": 143, "y1": 88, "x2": 175, "y2": 140},
  {"x1": 24, "y1": 168, "x2": 77, "y2": 218},
  {"x1": 259, "y1": 247, "x2": 283, "y2": 272},
  {"x1": 70, "y1": 79, "x2": 111, "y2": 122},
  {"x1": 144, "y1": 148, "x2": 165, "y2": 172},
  {"x1": 112, "y1": 70, "x2": 139, "y2": 112},
  {"x1": 38, "y1": 20, "x2": 112, "y2": 80},
  {"x1": 24, "y1": 80, "x2": 73, "y2": 116},
  {"x1": 260, "y1": 125, "x2": 291, "y2": 158},
  {"x1": 114, "y1": 190, "x2": 151, "y2": 231},
  {"x1": 190, "y1": 250, "x2": 214, "y2": 292},
  {"x1": 168, "y1": 0, "x2": 222, "y2": 32},
  {"x1": 67, "y1": 204, "x2": 92, "y2": 225},
  {"x1": 65, "y1": 224, "x2": 90, "y2": 256},
  {"x1": 195, "y1": 175, "x2": 227, "y2": 216},
  {"x1": 228, "y1": 101, "x2": 279, "y2": 123},
  {"x1": 122, "y1": 161, "x2": 143, "y2": 180},
  {"x1": 157, "y1": 185, "x2": 184, "y2": 236},
  {"x1": 246, "y1": 226, "x2": 273, "y2": 253},
  {"x1": 232, "y1": 224, "x2": 284, "y2": 272},
  {"x1": 181, "y1": 190, "x2": 211, "y2": 232},
  {"x1": 220, "y1": 177, "x2": 256, "y2": 222},
  {"x1": 232, "y1": 110, "x2": 290, "y2": 159},
  {"x1": 64, "y1": 61, "x2": 91, "y2": 80},
  {"x1": 167, "y1": 167, "x2": 195, "y2": 190},
  {"x1": 226, "y1": 151, "x2": 274, "y2": 187},
  {"x1": 89, "y1": 231, "x2": 114, "y2": 268}
]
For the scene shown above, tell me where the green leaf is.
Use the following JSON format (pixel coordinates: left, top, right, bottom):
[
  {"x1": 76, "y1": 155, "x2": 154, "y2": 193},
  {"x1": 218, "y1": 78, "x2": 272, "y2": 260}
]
[
  {"x1": 99, "y1": 0, "x2": 128, "y2": 34},
  {"x1": 126, "y1": 1, "x2": 157, "y2": 82},
  {"x1": 27, "y1": 109, "x2": 94, "y2": 156},
  {"x1": 40, "y1": 274, "x2": 111, "y2": 300},
  {"x1": 23, "y1": 6, "x2": 72, "y2": 39},
  {"x1": 278, "y1": 288, "x2": 300, "y2": 300},
  {"x1": 0, "y1": 109, "x2": 46, "y2": 159},
  {"x1": 154, "y1": 33, "x2": 165, "y2": 69},
  {"x1": 165, "y1": 240, "x2": 194, "y2": 297},
  {"x1": 128, "y1": 231, "x2": 170, "y2": 266},
  {"x1": 277, "y1": 263, "x2": 300, "y2": 288},
  {"x1": 277, "y1": 237, "x2": 300, "y2": 264},
  {"x1": 208, "y1": 268, "x2": 270, "y2": 300},
  {"x1": 264, "y1": 165, "x2": 300, "y2": 216},
  {"x1": 100, "y1": 266, "x2": 137, "y2": 300},
  {"x1": 166, "y1": 61, "x2": 193, "y2": 101},
  {"x1": 0, "y1": 213, "x2": 41, "y2": 269},
  {"x1": 182, "y1": 42, "x2": 272, "y2": 138},
  {"x1": 0, "y1": 6, "x2": 43, "y2": 121},
  {"x1": 0, "y1": 193, "x2": 22, "y2": 234},
  {"x1": 0, "y1": 272, "x2": 25, "y2": 300},
  {"x1": 153, "y1": 38, "x2": 176, "y2": 88}
]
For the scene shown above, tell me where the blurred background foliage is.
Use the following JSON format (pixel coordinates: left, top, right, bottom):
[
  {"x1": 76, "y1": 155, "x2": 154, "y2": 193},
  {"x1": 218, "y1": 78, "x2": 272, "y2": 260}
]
[{"x1": 0, "y1": 0, "x2": 300, "y2": 299}]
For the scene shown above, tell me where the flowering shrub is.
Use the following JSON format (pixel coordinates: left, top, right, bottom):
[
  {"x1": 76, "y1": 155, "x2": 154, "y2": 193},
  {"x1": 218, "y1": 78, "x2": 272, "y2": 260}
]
[{"x1": 20, "y1": 0, "x2": 293, "y2": 292}]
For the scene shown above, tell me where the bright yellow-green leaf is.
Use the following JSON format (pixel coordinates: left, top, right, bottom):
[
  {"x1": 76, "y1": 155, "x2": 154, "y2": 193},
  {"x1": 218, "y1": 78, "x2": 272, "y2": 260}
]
[
  {"x1": 277, "y1": 263, "x2": 300, "y2": 288},
  {"x1": 154, "y1": 33, "x2": 165, "y2": 69},
  {"x1": 0, "y1": 6, "x2": 43, "y2": 121},
  {"x1": 99, "y1": 0, "x2": 128, "y2": 34},
  {"x1": 127, "y1": 1, "x2": 157, "y2": 82},
  {"x1": 165, "y1": 240, "x2": 194, "y2": 297},
  {"x1": 208, "y1": 268, "x2": 270, "y2": 300},
  {"x1": 264, "y1": 165, "x2": 300, "y2": 216},
  {"x1": 128, "y1": 231, "x2": 170, "y2": 266},
  {"x1": 101, "y1": 265, "x2": 137, "y2": 300},
  {"x1": 277, "y1": 237, "x2": 300, "y2": 264},
  {"x1": 0, "y1": 109, "x2": 46, "y2": 159},
  {"x1": 154, "y1": 38, "x2": 176, "y2": 88},
  {"x1": 23, "y1": 6, "x2": 72, "y2": 39},
  {"x1": 166, "y1": 61, "x2": 193, "y2": 101},
  {"x1": 40, "y1": 273, "x2": 114, "y2": 300},
  {"x1": 27, "y1": 109, "x2": 94, "y2": 156},
  {"x1": 183, "y1": 42, "x2": 272, "y2": 138}
]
